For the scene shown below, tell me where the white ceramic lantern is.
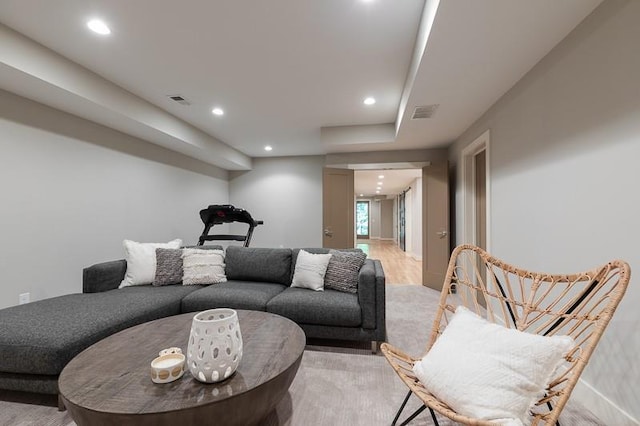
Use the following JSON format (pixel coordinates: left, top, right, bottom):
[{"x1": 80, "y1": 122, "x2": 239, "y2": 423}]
[{"x1": 187, "y1": 308, "x2": 243, "y2": 383}]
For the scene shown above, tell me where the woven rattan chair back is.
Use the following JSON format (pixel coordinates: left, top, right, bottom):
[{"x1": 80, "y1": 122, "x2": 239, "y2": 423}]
[{"x1": 381, "y1": 244, "x2": 630, "y2": 426}]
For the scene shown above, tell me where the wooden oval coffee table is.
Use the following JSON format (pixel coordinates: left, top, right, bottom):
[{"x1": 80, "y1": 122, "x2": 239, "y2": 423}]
[{"x1": 59, "y1": 310, "x2": 305, "y2": 426}]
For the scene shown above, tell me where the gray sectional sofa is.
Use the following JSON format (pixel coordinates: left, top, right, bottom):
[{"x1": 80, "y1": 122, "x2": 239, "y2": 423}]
[{"x1": 0, "y1": 246, "x2": 386, "y2": 400}]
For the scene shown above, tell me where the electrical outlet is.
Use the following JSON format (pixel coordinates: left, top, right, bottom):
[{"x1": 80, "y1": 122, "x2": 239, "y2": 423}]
[{"x1": 19, "y1": 292, "x2": 30, "y2": 305}]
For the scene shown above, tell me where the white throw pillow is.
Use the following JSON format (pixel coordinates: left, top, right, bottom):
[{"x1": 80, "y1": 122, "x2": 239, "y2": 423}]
[
  {"x1": 119, "y1": 239, "x2": 182, "y2": 288},
  {"x1": 182, "y1": 248, "x2": 227, "y2": 285},
  {"x1": 291, "y1": 250, "x2": 332, "y2": 291},
  {"x1": 412, "y1": 306, "x2": 574, "y2": 426}
]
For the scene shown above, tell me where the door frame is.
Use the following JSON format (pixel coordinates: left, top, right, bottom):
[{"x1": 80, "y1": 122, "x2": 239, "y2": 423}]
[
  {"x1": 398, "y1": 191, "x2": 406, "y2": 251},
  {"x1": 461, "y1": 129, "x2": 491, "y2": 251}
]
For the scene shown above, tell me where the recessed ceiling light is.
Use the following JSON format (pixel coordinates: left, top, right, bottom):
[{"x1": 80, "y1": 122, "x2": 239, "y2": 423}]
[
  {"x1": 377, "y1": 181, "x2": 383, "y2": 185},
  {"x1": 363, "y1": 97, "x2": 376, "y2": 106},
  {"x1": 211, "y1": 108, "x2": 224, "y2": 116},
  {"x1": 264, "y1": 145, "x2": 273, "y2": 152},
  {"x1": 359, "y1": 193, "x2": 364, "y2": 197},
  {"x1": 376, "y1": 187, "x2": 381, "y2": 191},
  {"x1": 378, "y1": 175, "x2": 384, "y2": 179},
  {"x1": 376, "y1": 190, "x2": 380, "y2": 194},
  {"x1": 87, "y1": 19, "x2": 111, "y2": 35}
]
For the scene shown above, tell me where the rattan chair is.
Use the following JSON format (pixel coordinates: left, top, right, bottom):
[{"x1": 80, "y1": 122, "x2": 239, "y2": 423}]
[{"x1": 381, "y1": 244, "x2": 630, "y2": 426}]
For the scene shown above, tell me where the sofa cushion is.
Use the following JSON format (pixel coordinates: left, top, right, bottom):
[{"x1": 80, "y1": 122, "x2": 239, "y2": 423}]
[
  {"x1": 291, "y1": 248, "x2": 363, "y2": 284},
  {"x1": 120, "y1": 239, "x2": 182, "y2": 288},
  {"x1": 153, "y1": 248, "x2": 183, "y2": 286},
  {"x1": 181, "y1": 281, "x2": 287, "y2": 312},
  {"x1": 324, "y1": 250, "x2": 367, "y2": 293},
  {"x1": 267, "y1": 287, "x2": 361, "y2": 327},
  {"x1": 0, "y1": 285, "x2": 200, "y2": 375},
  {"x1": 182, "y1": 248, "x2": 227, "y2": 285},
  {"x1": 225, "y1": 246, "x2": 292, "y2": 285},
  {"x1": 291, "y1": 250, "x2": 332, "y2": 291}
]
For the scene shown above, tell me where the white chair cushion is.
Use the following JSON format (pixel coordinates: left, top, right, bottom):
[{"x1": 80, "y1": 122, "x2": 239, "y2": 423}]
[{"x1": 413, "y1": 306, "x2": 574, "y2": 426}]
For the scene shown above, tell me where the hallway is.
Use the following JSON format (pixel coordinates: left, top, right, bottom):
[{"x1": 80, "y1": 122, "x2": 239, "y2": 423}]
[{"x1": 356, "y1": 240, "x2": 422, "y2": 285}]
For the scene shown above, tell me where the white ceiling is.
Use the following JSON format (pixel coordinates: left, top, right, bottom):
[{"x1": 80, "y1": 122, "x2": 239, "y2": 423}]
[
  {"x1": 0, "y1": 0, "x2": 603, "y2": 169},
  {"x1": 355, "y1": 169, "x2": 422, "y2": 198}
]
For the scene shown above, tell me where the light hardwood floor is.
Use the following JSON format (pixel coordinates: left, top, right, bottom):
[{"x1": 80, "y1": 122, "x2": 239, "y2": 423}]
[{"x1": 357, "y1": 239, "x2": 422, "y2": 285}]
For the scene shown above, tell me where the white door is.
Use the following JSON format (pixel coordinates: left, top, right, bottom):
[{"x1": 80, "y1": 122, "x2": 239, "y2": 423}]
[{"x1": 322, "y1": 168, "x2": 355, "y2": 249}]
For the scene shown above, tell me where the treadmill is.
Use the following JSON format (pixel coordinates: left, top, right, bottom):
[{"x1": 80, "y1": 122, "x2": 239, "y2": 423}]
[{"x1": 197, "y1": 204, "x2": 263, "y2": 247}]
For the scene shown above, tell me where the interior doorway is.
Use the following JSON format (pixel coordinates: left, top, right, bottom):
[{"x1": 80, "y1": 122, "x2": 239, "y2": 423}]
[
  {"x1": 352, "y1": 169, "x2": 421, "y2": 256},
  {"x1": 462, "y1": 130, "x2": 491, "y2": 251},
  {"x1": 325, "y1": 165, "x2": 449, "y2": 286}
]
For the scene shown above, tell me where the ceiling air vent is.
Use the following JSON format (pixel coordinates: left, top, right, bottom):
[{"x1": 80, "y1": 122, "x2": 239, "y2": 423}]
[
  {"x1": 167, "y1": 95, "x2": 191, "y2": 106},
  {"x1": 411, "y1": 104, "x2": 439, "y2": 119}
]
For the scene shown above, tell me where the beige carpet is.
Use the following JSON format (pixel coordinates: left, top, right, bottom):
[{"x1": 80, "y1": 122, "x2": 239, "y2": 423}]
[{"x1": 0, "y1": 285, "x2": 603, "y2": 426}]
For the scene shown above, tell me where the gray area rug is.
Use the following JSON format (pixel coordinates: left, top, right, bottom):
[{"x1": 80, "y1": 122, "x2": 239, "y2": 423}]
[{"x1": 0, "y1": 285, "x2": 603, "y2": 426}]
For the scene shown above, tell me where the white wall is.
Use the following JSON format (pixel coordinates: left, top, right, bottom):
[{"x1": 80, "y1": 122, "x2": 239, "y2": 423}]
[
  {"x1": 410, "y1": 177, "x2": 423, "y2": 260},
  {"x1": 370, "y1": 200, "x2": 381, "y2": 239},
  {"x1": 449, "y1": 1, "x2": 640, "y2": 423},
  {"x1": 380, "y1": 199, "x2": 394, "y2": 239},
  {"x1": 392, "y1": 197, "x2": 398, "y2": 241},
  {"x1": 228, "y1": 156, "x2": 324, "y2": 248},
  {"x1": 0, "y1": 90, "x2": 228, "y2": 309},
  {"x1": 404, "y1": 188, "x2": 412, "y2": 254}
]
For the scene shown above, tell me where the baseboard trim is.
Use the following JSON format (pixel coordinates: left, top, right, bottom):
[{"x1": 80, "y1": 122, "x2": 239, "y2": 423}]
[{"x1": 572, "y1": 378, "x2": 639, "y2": 425}]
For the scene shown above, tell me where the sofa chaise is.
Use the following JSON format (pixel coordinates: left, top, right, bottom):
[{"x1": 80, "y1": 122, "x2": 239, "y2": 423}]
[{"x1": 0, "y1": 246, "x2": 386, "y2": 401}]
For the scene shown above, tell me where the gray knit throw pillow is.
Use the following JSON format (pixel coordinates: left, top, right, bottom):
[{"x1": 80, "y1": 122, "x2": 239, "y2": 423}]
[
  {"x1": 324, "y1": 249, "x2": 367, "y2": 293},
  {"x1": 153, "y1": 248, "x2": 183, "y2": 286}
]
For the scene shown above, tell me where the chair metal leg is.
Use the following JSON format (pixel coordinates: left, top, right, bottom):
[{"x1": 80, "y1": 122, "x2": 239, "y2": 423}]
[
  {"x1": 371, "y1": 341, "x2": 378, "y2": 354},
  {"x1": 392, "y1": 390, "x2": 413, "y2": 425},
  {"x1": 398, "y1": 405, "x2": 427, "y2": 426},
  {"x1": 428, "y1": 407, "x2": 440, "y2": 426},
  {"x1": 391, "y1": 390, "x2": 435, "y2": 426}
]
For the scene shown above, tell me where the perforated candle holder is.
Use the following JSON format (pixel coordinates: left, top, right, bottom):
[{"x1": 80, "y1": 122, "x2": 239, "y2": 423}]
[{"x1": 187, "y1": 308, "x2": 243, "y2": 383}]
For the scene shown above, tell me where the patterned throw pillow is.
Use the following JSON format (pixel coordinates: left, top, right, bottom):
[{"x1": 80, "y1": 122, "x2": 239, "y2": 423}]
[
  {"x1": 182, "y1": 248, "x2": 227, "y2": 285},
  {"x1": 324, "y1": 249, "x2": 367, "y2": 293},
  {"x1": 153, "y1": 248, "x2": 183, "y2": 286}
]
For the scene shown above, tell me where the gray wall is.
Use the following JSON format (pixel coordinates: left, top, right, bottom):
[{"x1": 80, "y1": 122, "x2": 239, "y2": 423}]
[
  {"x1": 370, "y1": 200, "x2": 381, "y2": 239},
  {"x1": 449, "y1": 1, "x2": 639, "y2": 423},
  {"x1": 380, "y1": 199, "x2": 394, "y2": 239},
  {"x1": 0, "y1": 91, "x2": 228, "y2": 309},
  {"x1": 409, "y1": 177, "x2": 422, "y2": 260},
  {"x1": 229, "y1": 156, "x2": 324, "y2": 248}
]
